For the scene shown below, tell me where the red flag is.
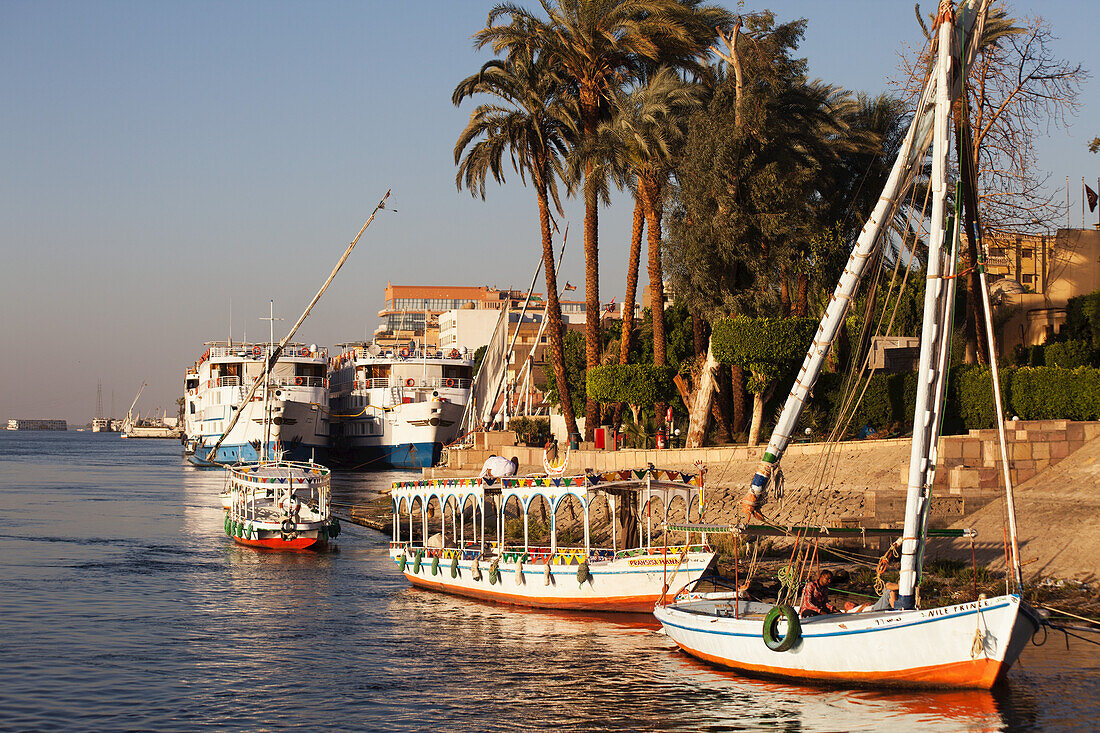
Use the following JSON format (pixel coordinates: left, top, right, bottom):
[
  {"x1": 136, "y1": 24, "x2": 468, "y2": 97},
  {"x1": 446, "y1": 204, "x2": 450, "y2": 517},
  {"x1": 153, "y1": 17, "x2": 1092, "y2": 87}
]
[
  {"x1": 563, "y1": 281, "x2": 576, "y2": 292},
  {"x1": 1086, "y1": 184, "x2": 1098, "y2": 213},
  {"x1": 604, "y1": 298, "x2": 616, "y2": 313}
]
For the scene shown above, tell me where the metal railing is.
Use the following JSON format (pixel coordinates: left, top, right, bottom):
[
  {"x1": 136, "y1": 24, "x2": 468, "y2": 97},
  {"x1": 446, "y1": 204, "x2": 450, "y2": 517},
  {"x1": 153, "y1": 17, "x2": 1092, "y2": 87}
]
[
  {"x1": 349, "y1": 377, "x2": 471, "y2": 390},
  {"x1": 270, "y1": 376, "x2": 328, "y2": 388},
  {"x1": 209, "y1": 345, "x2": 328, "y2": 359}
]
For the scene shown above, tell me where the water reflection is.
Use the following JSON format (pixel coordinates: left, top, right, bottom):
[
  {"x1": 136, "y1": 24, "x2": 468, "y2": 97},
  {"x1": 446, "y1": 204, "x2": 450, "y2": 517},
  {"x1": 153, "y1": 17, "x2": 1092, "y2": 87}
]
[{"x1": 0, "y1": 432, "x2": 1097, "y2": 732}]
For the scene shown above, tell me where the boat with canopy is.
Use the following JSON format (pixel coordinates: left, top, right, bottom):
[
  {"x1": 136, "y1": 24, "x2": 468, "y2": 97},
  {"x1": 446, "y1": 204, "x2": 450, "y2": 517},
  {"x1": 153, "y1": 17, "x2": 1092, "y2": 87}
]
[
  {"x1": 389, "y1": 468, "x2": 716, "y2": 611},
  {"x1": 654, "y1": 0, "x2": 1041, "y2": 688}
]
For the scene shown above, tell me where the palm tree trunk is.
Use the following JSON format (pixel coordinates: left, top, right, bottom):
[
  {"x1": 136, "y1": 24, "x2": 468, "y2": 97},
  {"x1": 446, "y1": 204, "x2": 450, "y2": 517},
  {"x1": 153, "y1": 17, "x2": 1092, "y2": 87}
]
[
  {"x1": 619, "y1": 197, "x2": 644, "y2": 365},
  {"x1": 537, "y1": 184, "x2": 578, "y2": 440},
  {"x1": 794, "y1": 272, "x2": 809, "y2": 317},
  {"x1": 583, "y1": 164, "x2": 600, "y2": 441},
  {"x1": 779, "y1": 265, "x2": 791, "y2": 316},
  {"x1": 641, "y1": 176, "x2": 666, "y2": 366},
  {"x1": 614, "y1": 197, "x2": 645, "y2": 427},
  {"x1": 956, "y1": 119, "x2": 988, "y2": 365}
]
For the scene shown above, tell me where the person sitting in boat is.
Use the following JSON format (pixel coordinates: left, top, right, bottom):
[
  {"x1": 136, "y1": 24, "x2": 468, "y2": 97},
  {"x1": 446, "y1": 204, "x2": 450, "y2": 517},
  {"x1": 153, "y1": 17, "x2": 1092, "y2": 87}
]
[
  {"x1": 845, "y1": 582, "x2": 899, "y2": 613},
  {"x1": 478, "y1": 454, "x2": 519, "y2": 479},
  {"x1": 799, "y1": 570, "x2": 839, "y2": 618}
]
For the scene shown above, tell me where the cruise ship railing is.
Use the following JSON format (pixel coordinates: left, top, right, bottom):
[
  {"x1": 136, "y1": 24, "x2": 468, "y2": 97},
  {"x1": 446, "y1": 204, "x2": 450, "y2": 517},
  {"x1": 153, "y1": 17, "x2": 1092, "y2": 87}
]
[{"x1": 351, "y1": 377, "x2": 471, "y2": 390}]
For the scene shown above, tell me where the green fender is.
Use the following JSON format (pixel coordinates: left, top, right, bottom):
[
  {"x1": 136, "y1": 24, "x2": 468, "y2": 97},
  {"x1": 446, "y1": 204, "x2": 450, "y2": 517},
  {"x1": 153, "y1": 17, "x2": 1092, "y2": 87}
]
[
  {"x1": 431, "y1": 554, "x2": 440, "y2": 576},
  {"x1": 450, "y1": 554, "x2": 460, "y2": 578},
  {"x1": 762, "y1": 605, "x2": 802, "y2": 652},
  {"x1": 398, "y1": 553, "x2": 407, "y2": 571},
  {"x1": 412, "y1": 549, "x2": 423, "y2": 573}
]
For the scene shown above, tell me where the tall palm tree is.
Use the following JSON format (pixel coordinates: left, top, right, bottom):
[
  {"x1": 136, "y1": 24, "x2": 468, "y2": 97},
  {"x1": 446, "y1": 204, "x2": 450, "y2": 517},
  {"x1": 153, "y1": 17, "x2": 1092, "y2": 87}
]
[
  {"x1": 453, "y1": 47, "x2": 580, "y2": 440},
  {"x1": 599, "y1": 66, "x2": 702, "y2": 369},
  {"x1": 476, "y1": 0, "x2": 730, "y2": 439}
]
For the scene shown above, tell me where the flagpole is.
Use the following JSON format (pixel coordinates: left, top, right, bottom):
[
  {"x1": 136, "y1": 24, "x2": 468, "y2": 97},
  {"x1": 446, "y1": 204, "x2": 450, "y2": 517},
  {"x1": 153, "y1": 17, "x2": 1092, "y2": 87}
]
[
  {"x1": 1067, "y1": 176, "x2": 1071, "y2": 228},
  {"x1": 1083, "y1": 177, "x2": 1087, "y2": 228}
]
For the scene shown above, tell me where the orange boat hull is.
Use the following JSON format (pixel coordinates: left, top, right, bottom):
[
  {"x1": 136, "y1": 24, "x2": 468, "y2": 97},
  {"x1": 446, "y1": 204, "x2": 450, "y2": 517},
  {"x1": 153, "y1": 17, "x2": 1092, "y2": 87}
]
[{"x1": 406, "y1": 573, "x2": 658, "y2": 613}]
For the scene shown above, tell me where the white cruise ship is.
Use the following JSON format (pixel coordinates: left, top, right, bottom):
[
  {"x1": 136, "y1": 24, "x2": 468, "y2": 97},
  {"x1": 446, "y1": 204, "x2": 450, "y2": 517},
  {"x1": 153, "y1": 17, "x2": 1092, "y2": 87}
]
[
  {"x1": 328, "y1": 343, "x2": 472, "y2": 468},
  {"x1": 183, "y1": 341, "x2": 329, "y2": 465}
]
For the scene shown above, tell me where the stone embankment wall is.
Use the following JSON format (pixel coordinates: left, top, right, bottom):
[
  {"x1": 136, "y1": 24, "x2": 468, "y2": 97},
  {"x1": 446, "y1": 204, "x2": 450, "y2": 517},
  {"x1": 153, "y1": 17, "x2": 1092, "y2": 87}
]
[{"x1": 434, "y1": 421, "x2": 1100, "y2": 534}]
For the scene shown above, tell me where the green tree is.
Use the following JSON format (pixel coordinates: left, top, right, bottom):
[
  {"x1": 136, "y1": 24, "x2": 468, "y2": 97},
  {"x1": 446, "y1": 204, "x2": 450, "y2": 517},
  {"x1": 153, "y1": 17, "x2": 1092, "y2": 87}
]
[
  {"x1": 711, "y1": 316, "x2": 816, "y2": 446},
  {"x1": 453, "y1": 45, "x2": 579, "y2": 439},
  {"x1": 475, "y1": 0, "x2": 730, "y2": 439},
  {"x1": 587, "y1": 363, "x2": 675, "y2": 425}
]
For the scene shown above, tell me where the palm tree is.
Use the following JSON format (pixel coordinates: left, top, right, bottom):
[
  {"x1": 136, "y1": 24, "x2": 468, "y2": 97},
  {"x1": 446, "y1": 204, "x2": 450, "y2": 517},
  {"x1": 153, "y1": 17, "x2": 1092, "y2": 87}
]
[
  {"x1": 600, "y1": 67, "x2": 702, "y2": 369},
  {"x1": 476, "y1": 0, "x2": 730, "y2": 439},
  {"x1": 453, "y1": 46, "x2": 580, "y2": 440}
]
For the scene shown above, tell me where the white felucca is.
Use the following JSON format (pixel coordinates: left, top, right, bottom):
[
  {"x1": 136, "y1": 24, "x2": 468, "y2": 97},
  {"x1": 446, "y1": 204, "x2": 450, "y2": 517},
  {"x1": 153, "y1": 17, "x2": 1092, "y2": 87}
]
[{"x1": 655, "y1": 0, "x2": 1041, "y2": 689}]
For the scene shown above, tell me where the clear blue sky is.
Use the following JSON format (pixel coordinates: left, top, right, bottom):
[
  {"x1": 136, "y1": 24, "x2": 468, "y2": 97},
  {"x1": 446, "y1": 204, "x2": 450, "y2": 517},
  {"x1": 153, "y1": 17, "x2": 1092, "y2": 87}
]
[{"x1": 0, "y1": 1, "x2": 1094, "y2": 423}]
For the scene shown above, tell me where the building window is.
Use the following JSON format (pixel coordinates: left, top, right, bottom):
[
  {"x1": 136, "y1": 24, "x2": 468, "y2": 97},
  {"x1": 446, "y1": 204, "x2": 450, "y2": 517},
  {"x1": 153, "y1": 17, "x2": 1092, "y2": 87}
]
[
  {"x1": 990, "y1": 247, "x2": 1005, "y2": 258},
  {"x1": 1021, "y1": 248, "x2": 1034, "y2": 258},
  {"x1": 1021, "y1": 274, "x2": 1034, "y2": 285}
]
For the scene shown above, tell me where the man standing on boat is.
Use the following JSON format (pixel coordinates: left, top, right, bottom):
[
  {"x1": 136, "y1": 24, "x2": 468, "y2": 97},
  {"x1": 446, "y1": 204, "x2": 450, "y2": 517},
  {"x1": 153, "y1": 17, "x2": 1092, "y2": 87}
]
[
  {"x1": 800, "y1": 570, "x2": 839, "y2": 617},
  {"x1": 478, "y1": 454, "x2": 519, "y2": 479}
]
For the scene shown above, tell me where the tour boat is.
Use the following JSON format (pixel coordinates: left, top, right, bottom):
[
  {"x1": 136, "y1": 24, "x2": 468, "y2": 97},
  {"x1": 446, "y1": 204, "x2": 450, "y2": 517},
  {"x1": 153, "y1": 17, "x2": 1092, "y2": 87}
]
[
  {"x1": 328, "y1": 343, "x2": 473, "y2": 468},
  {"x1": 183, "y1": 340, "x2": 330, "y2": 465},
  {"x1": 223, "y1": 460, "x2": 340, "y2": 550},
  {"x1": 654, "y1": 0, "x2": 1041, "y2": 689},
  {"x1": 389, "y1": 469, "x2": 716, "y2": 612}
]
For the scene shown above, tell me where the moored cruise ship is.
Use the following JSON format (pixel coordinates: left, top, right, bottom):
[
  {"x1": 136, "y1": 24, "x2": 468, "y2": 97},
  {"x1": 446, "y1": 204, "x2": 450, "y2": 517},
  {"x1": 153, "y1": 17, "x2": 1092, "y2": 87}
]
[
  {"x1": 328, "y1": 343, "x2": 472, "y2": 468},
  {"x1": 183, "y1": 341, "x2": 329, "y2": 465}
]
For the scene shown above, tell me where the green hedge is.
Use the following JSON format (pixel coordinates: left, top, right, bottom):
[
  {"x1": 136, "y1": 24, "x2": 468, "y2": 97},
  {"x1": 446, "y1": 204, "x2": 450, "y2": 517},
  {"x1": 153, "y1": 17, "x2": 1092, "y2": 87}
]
[
  {"x1": 1010, "y1": 367, "x2": 1100, "y2": 421},
  {"x1": 1044, "y1": 340, "x2": 1094, "y2": 369},
  {"x1": 711, "y1": 316, "x2": 817, "y2": 391},
  {"x1": 810, "y1": 365, "x2": 1100, "y2": 435},
  {"x1": 586, "y1": 363, "x2": 676, "y2": 407}
]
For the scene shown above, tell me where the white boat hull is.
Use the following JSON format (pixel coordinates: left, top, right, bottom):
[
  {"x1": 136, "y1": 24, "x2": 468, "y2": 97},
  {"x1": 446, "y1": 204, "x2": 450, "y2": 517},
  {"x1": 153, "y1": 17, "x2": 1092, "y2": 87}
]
[
  {"x1": 391, "y1": 544, "x2": 715, "y2": 613},
  {"x1": 654, "y1": 594, "x2": 1040, "y2": 689}
]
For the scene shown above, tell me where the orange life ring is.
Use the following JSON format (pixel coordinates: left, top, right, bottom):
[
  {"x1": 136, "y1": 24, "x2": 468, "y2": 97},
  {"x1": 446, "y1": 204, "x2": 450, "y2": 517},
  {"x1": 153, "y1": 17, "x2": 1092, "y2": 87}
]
[
  {"x1": 449, "y1": 349, "x2": 459, "y2": 359},
  {"x1": 295, "y1": 376, "x2": 303, "y2": 386},
  {"x1": 252, "y1": 346, "x2": 262, "y2": 356},
  {"x1": 446, "y1": 378, "x2": 455, "y2": 388},
  {"x1": 400, "y1": 348, "x2": 410, "y2": 358},
  {"x1": 405, "y1": 378, "x2": 415, "y2": 387}
]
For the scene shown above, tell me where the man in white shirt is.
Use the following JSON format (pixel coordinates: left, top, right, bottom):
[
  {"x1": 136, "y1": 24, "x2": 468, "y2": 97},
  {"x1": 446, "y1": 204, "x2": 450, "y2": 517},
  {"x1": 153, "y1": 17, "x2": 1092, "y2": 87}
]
[{"x1": 478, "y1": 454, "x2": 519, "y2": 478}]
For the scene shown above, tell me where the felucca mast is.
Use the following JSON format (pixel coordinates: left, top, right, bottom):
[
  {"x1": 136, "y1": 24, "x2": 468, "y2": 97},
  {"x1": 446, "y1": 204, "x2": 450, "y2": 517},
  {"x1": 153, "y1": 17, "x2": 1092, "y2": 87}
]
[
  {"x1": 897, "y1": 1, "x2": 959, "y2": 609},
  {"x1": 740, "y1": 1, "x2": 990, "y2": 527}
]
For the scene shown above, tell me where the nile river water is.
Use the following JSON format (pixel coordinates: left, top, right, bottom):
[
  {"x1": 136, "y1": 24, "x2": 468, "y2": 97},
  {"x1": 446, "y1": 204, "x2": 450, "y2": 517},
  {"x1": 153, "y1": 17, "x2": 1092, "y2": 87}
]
[{"x1": 1, "y1": 432, "x2": 1098, "y2": 732}]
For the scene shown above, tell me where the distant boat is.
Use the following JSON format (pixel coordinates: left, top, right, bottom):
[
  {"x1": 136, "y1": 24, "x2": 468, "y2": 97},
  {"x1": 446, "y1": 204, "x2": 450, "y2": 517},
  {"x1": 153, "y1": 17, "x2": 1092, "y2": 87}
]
[
  {"x1": 120, "y1": 383, "x2": 182, "y2": 439},
  {"x1": 328, "y1": 343, "x2": 472, "y2": 468}
]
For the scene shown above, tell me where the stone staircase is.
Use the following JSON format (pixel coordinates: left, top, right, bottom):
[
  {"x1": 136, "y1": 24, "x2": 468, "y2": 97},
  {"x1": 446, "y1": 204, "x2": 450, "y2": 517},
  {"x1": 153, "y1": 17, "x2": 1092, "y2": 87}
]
[{"x1": 929, "y1": 420, "x2": 1100, "y2": 493}]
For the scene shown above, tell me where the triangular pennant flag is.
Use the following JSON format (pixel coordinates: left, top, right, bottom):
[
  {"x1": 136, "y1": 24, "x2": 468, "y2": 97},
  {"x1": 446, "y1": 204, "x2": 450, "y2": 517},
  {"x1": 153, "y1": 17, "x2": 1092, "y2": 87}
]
[
  {"x1": 552, "y1": 478, "x2": 562, "y2": 487},
  {"x1": 634, "y1": 469, "x2": 647, "y2": 479}
]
